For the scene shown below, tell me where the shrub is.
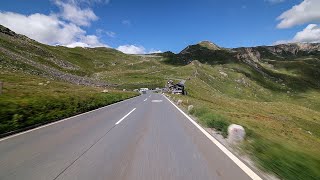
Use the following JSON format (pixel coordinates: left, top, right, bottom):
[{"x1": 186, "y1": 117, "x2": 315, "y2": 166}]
[{"x1": 191, "y1": 107, "x2": 230, "y2": 137}]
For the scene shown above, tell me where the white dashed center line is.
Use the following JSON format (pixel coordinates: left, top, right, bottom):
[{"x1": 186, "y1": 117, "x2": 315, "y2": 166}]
[{"x1": 115, "y1": 108, "x2": 136, "y2": 125}]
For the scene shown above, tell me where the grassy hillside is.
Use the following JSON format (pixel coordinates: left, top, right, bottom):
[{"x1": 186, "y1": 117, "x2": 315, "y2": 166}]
[
  {"x1": 171, "y1": 61, "x2": 320, "y2": 180},
  {"x1": 1, "y1": 25, "x2": 320, "y2": 180},
  {"x1": 0, "y1": 70, "x2": 137, "y2": 134}
]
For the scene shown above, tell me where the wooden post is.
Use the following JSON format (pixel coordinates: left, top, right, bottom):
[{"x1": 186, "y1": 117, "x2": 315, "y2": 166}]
[{"x1": 0, "y1": 81, "x2": 2, "y2": 94}]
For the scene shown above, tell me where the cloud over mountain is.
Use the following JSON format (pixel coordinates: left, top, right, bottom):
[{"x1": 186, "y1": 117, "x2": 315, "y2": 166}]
[{"x1": 0, "y1": 0, "x2": 107, "y2": 48}]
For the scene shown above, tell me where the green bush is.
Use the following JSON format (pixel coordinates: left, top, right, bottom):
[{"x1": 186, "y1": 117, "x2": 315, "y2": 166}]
[{"x1": 190, "y1": 107, "x2": 230, "y2": 137}]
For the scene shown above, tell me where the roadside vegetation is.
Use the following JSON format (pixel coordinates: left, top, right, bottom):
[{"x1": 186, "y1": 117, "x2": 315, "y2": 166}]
[
  {"x1": 173, "y1": 62, "x2": 320, "y2": 180},
  {"x1": 188, "y1": 107, "x2": 230, "y2": 137},
  {"x1": 0, "y1": 70, "x2": 137, "y2": 134}
]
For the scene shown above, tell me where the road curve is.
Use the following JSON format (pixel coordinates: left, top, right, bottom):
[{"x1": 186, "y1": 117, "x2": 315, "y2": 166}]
[{"x1": 0, "y1": 92, "x2": 260, "y2": 180}]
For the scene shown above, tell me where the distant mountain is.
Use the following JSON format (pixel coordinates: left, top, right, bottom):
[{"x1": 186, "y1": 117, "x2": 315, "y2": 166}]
[
  {"x1": 160, "y1": 40, "x2": 320, "y2": 89},
  {"x1": 176, "y1": 40, "x2": 320, "y2": 64},
  {"x1": 234, "y1": 43, "x2": 320, "y2": 61},
  {"x1": 177, "y1": 41, "x2": 236, "y2": 64},
  {"x1": 1, "y1": 24, "x2": 319, "y2": 90},
  {"x1": 181, "y1": 41, "x2": 222, "y2": 53}
]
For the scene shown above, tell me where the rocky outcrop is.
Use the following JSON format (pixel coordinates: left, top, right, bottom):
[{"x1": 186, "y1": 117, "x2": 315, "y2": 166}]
[
  {"x1": 234, "y1": 43, "x2": 320, "y2": 61},
  {"x1": 236, "y1": 48, "x2": 261, "y2": 62}
]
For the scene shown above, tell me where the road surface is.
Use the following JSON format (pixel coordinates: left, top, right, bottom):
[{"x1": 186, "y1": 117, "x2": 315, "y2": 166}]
[{"x1": 0, "y1": 92, "x2": 261, "y2": 180}]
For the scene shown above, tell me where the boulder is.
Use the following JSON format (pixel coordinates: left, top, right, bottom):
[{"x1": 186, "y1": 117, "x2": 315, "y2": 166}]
[
  {"x1": 177, "y1": 99, "x2": 183, "y2": 105},
  {"x1": 227, "y1": 124, "x2": 246, "y2": 143},
  {"x1": 102, "y1": 89, "x2": 109, "y2": 93},
  {"x1": 188, "y1": 105, "x2": 194, "y2": 112}
]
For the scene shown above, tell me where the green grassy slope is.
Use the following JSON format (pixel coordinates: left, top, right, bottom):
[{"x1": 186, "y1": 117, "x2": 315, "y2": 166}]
[
  {"x1": 173, "y1": 61, "x2": 320, "y2": 180},
  {"x1": 0, "y1": 70, "x2": 137, "y2": 134}
]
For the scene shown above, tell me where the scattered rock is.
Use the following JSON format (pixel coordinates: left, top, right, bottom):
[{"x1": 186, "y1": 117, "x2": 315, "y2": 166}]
[
  {"x1": 123, "y1": 89, "x2": 126, "y2": 91},
  {"x1": 177, "y1": 99, "x2": 183, "y2": 105},
  {"x1": 102, "y1": 89, "x2": 109, "y2": 93},
  {"x1": 307, "y1": 131, "x2": 312, "y2": 135},
  {"x1": 228, "y1": 124, "x2": 246, "y2": 143},
  {"x1": 219, "y1": 71, "x2": 228, "y2": 77},
  {"x1": 188, "y1": 105, "x2": 194, "y2": 112},
  {"x1": 235, "y1": 78, "x2": 250, "y2": 87},
  {"x1": 38, "y1": 83, "x2": 44, "y2": 86}
]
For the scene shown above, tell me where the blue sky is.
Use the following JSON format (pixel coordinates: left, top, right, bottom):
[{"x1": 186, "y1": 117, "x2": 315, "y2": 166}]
[{"x1": 0, "y1": 0, "x2": 319, "y2": 53}]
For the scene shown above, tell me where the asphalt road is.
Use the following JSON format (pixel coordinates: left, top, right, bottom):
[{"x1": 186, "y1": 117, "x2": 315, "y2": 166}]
[{"x1": 0, "y1": 92, "x2": 262, "y2": 180}]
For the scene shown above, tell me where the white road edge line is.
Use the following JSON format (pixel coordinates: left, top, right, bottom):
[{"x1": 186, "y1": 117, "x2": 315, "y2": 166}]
[
  {"x1": 0, "y1": 96, "x2": 140, "y2": 142},
  {"x1": 115, "y1": 108, "x2": 136, "y2": 125},
  {"x1": 144, "y1": 98, "x2": 148, "y2": 101},
  {"x1": 163, "y1": 95, "x2": 263, "y2": 180}
]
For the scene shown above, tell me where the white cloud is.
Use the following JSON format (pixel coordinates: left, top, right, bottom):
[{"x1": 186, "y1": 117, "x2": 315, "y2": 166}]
[
  {"x1": 292, "y1": 24, "x2": 320, "y2": 43},
  {"x1": 67, "y1": 0, "x2": 110, "y2": 5},
  {"x1": 0, "y1": 0, "x2": 109, "y2": 48},
  {"x1": 116, "y1": 45, "x2": 162, "y2": 54},
  {"x1": 277, "y1": 0, "x2": 320, "y2": 29},
  {"x1": 81, "y1": 35, "x2": 107, "y2": 47},
  {"x1": 274, "y1": 24, "x2": 320, "y2": 44},
  {"x1": 0, "y1": 11, "x2": 107, "y2": 48},
  {"x1": 0, "y1": 12, "x2": 79, "y2": 44},
  {"x1": 265, "y1": 0, "x2": 285, "y2": 4},
  {"x1": 117, "y1": 45, "x2": 145, "y2": 54},
  {"x1": 66, "y1": 42, "x2": 90, "y2": 48},
  {"x1": 54, "y1": 0, "x2": 98, "y2": 26}
]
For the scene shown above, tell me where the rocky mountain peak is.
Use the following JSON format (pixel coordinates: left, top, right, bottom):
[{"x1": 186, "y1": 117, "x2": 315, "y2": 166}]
[{"x1": 197, "y1": 41, "x2": 221, "y2": 50}]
